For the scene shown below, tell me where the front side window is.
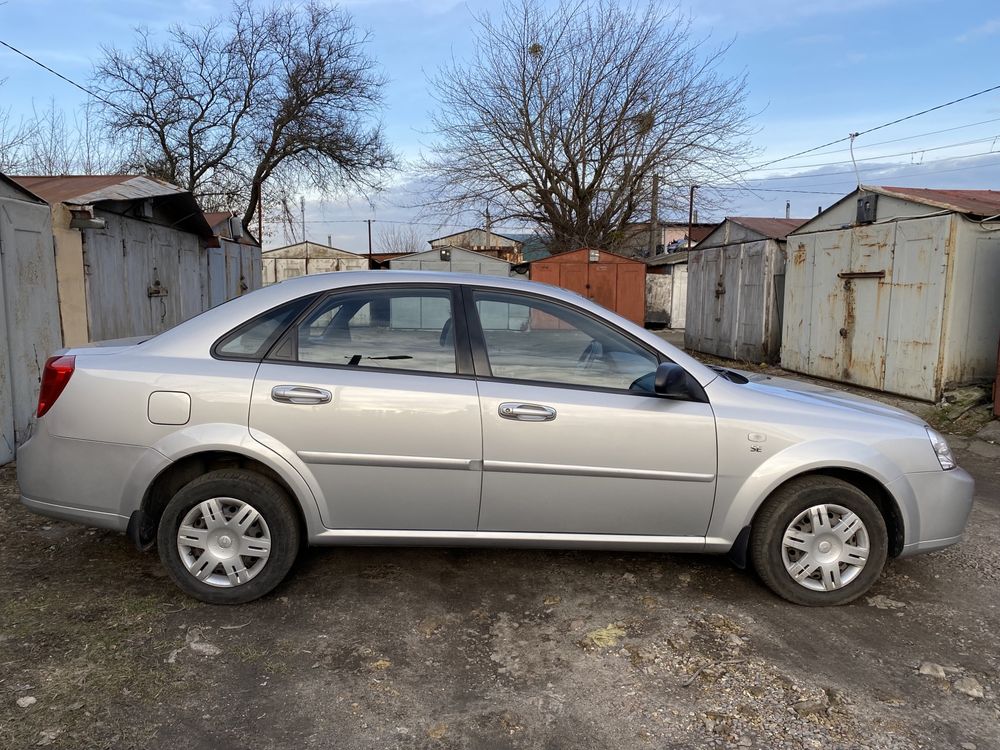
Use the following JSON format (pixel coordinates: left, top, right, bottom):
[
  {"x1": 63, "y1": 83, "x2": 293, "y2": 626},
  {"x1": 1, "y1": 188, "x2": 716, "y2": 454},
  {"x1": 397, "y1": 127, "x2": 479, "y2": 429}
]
[
  {"x1": 472, "y1": 290, "x2": 658, "y2": 391},
  {"x1": 277, "y1": 288, "x2": 458, "y2": 374}
]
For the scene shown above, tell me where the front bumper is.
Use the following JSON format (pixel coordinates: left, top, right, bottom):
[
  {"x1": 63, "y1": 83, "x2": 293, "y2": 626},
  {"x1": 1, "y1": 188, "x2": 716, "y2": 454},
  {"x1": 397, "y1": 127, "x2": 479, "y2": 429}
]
[{"x1": 893, "y1": 466, "x2": 975, "y2": 557}]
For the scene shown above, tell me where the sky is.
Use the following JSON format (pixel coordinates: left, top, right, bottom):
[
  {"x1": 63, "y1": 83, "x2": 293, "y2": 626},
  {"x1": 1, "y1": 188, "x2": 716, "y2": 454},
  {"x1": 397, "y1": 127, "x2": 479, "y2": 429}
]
[{"x1": 1, "y1": 0, "x2": 999, "y2": 251}]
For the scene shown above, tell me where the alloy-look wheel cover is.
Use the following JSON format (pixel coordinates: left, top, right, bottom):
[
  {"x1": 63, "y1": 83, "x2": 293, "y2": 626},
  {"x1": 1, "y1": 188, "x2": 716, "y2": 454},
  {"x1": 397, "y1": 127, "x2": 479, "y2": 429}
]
[
  {"x1": 177, "y1": 497, "x2": 272, "y2": 588},
  {"x1": 780, "y1": 503, "x2": 870, "y2": 592}
]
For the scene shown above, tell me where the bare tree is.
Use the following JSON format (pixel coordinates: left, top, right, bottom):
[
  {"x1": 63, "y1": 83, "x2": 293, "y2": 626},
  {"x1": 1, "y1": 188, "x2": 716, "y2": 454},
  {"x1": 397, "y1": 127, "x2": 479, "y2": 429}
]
[
  {"x1": 421, "y1": 0, "x2": 753, "y2": 253},
  {"x1": 376, "y1": 223, "x2": 424, "y2": 253},
  {"x1": 0, "y1": 80, "x2": 34, "y2": 172},
  {"x1": 94, "y1": 0, "x2": 396, "y2": 230}
]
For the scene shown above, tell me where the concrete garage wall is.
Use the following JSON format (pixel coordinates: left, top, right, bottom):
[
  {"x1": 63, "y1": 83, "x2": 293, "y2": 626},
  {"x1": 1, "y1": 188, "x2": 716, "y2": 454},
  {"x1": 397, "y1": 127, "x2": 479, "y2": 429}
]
[
  {"x1": 645, "y1": 275, "x2": 672, "y2": 326},
  {"x1": 0, "y1": 181, "x2": 63, "y2": 460}
]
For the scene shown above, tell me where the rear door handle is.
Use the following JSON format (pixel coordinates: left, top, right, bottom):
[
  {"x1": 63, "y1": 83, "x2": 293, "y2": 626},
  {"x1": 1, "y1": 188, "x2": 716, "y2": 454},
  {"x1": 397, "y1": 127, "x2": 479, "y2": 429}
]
[
  {"x1": 498, "y1": 402, "x2": 557, "y2": 422},
  {"x1": 271, "y1": 385, "x2": 332, "y2": 405}
]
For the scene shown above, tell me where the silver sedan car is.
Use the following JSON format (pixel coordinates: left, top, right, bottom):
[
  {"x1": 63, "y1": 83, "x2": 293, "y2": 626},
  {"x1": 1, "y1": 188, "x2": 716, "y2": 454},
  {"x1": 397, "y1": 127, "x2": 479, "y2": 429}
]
[{"x1": 18, "y1": 272, "x2": 973, "y2": 606}]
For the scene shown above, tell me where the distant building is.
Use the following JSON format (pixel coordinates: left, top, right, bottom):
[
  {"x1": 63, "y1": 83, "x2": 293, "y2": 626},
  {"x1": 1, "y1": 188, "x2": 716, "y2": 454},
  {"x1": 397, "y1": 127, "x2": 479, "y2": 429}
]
[
  {"x1": 261, "y1": 241, "x2": 368, "y2": 284},
  {"x1": 617, "y1": 220, "x2": 717, "y2": 258},
  {"x1": 390, "y1": 246, "x2": 512, "y2": 276},
  {"x1": 427, "y1": 228, "x2": 523, "y2": 263}
]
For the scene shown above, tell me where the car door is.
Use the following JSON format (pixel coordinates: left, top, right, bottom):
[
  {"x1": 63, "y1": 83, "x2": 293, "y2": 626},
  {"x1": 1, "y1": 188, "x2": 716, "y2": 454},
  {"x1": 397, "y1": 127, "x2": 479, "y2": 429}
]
[
  {"x1": 468, "y1": 287, "x2": 717, "y2": 538},
  {"x1": 246, "y1": 284, "x2": 483, "y2": 531}
]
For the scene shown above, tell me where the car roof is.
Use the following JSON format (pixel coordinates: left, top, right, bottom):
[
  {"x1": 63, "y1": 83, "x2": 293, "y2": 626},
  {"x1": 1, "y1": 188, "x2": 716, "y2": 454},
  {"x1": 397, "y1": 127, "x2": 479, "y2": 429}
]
[{"x1": 141, "y1": 270, "x2": 718, "y2": 386}]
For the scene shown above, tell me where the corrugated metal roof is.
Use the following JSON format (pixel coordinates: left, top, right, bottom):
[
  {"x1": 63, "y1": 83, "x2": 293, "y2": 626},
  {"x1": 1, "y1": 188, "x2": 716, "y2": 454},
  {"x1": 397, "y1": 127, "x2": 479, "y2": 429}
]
[
  {"x1": 10, "y1": 174, "x2": 186, "y2": 205},
  {"x1": 688, "y1": 225, "x2": 715, "y2": 243},
  {"x1": 0, "y1": 172, "x2": 45, "y2": 203},
  {"x1": 204, "y1": 211, "x2": 233, "y2": 228},
  {"x1": 263, "y1": 241, "x2": 360, "y2": 259},
  {"x1": 646, "y1": 249, "x2": 689, "y2": 266},
  {"x1": 728, "y1": 216, "x2": 809, "y2": 240},
  {"x1": 873, "y1": 186, "x2": 1000, "y2": 217},
  {"x1": 427, "y1": 227, "x2": 521, "y2": 244}
]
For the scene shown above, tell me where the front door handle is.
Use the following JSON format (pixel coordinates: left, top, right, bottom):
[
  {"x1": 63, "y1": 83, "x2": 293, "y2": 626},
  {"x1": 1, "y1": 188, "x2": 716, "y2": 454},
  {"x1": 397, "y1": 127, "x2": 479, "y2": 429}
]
[
  {"x1": 271, "y1": 385, "x2": 332, "y2": 405},
  {"x1": 498, "y1": 402, "x2": 557, "y2": 422}
]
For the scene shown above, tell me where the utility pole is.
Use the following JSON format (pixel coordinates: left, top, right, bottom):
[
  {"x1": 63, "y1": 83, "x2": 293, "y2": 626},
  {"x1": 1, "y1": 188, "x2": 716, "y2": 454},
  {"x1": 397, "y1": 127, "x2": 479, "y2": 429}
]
[
  {"x1": 300, "y1": 196, "x2": 306, "y2": 243},
  {"x1": 688, "y1": 185, "x2": 699, "y2": 250},
  {"x1": 366, "y1": 219, "x2": 374, "y2": 263},
  {"x1": 647, "y1": 174, "x2": 660, "y2": 258},
  {"x1": 257, "y1": 184, "x2": 264, "y2": 246},
  {"x1": 485, "y1": 203, "x2": 492, "y2": 253}
]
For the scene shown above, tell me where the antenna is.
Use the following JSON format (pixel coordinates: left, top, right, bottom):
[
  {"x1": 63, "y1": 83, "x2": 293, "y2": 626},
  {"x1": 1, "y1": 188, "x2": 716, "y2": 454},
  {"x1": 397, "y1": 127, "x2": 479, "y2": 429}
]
[{"x1": 849, "y1": 132, "x2": 862, "y2": 189}]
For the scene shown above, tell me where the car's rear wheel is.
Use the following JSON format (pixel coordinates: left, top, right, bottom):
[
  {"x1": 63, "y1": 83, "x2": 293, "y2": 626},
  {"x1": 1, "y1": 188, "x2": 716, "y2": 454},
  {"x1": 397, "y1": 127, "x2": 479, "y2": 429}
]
[
  {"x1": 157, "y1": 469, "x2": 301, "y2": 604},
  {"x1": 750, "y1": 475, "x2": 888, "y2": 606}
]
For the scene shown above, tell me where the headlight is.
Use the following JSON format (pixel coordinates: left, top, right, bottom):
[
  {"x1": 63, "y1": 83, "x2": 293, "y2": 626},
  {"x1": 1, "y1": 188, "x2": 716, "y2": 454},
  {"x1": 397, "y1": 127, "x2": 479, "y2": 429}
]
[{"x1": 926, "y1": 427, "x2": 956, "y2": 470}]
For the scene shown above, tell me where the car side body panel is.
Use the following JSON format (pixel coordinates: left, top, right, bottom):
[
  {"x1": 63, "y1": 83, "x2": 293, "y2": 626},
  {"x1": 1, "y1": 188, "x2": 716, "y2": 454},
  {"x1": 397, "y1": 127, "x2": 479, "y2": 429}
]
[{"x1": 15, "y1": 271, "x2": 973, "y2": 565}]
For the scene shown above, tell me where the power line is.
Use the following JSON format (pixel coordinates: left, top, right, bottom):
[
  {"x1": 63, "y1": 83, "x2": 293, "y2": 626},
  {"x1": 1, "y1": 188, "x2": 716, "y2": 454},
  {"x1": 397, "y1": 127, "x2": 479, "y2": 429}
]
[
  {"x1": 749, "y1": 133, "x2": 1000, "y2": 174},
  {"x1": 784, "y1": 116, "x2": 1000, "y2": 160},
  {"x1": 0, "y1": 38, "x2": 119, "y2": 112},
  {"x1": 712, "y1": 186, "x2": 844, "y2": 195},
  {"x1": 730, "y1": 147, "x2": 1000, "y2": 186},
  {"x1": 744, "y1": 82, "x2": 1000, "y2": 173},
  {"x1": 736, "y1": 152, "x2": 1000, "y2": 192}
]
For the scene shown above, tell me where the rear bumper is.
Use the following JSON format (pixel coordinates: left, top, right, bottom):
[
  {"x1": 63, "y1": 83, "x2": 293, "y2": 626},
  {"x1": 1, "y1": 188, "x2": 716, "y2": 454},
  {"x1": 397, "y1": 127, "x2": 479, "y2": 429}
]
[
  {"x1": 20, "y1": 494, "x2": 129, "y2": 531},
  {"x1": 17, "y1": 422, "x2": 169, "y2": 529},
  {"x1": 894, "y1": 466, "x2": 974, "y2": 558}
]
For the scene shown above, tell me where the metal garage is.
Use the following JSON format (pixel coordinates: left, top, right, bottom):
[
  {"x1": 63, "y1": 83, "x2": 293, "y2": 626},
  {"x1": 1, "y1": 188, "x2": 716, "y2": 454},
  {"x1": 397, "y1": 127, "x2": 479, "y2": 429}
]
[
  {"x1": 0, "y1": 175, "x2": 63, "y2": 462},
  {"x1": 262, "y1": 241, "x2": 368, "y2": 284},
  {"x1": 782, "y1": 186, "x2": 1000, "y2": 401},
  {"x1": 204, "y1": 212, "x2": 263, "y2": 307},
  {"x1": 390, "y1": 246, "x2": 512, "y2": 276},
  {"x1": 645, "y1": 251, "x2": 690, "y2": 329},
  {"x1": 529, "y1": 247, "x2": 646, "y2": 326},
  {"x1": 686, "y1": 217, "x2": 805, "y2": 363},
  {"x1": 11, "y1": 174, "x2": 221, "y2": 344}
]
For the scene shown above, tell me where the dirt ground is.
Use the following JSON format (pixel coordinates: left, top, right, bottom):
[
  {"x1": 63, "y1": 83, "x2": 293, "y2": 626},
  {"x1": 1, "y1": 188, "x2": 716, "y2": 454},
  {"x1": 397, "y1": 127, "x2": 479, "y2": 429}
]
[{"x1": 1, "y1": 365, "x2": 999, "y2": 749}]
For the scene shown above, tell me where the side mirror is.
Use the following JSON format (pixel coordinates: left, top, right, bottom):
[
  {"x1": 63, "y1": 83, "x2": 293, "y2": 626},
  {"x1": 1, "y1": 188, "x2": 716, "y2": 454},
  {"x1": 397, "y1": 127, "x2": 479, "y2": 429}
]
[{"x1": 654, "y1": 362, "x2": 701, "y2": 400}]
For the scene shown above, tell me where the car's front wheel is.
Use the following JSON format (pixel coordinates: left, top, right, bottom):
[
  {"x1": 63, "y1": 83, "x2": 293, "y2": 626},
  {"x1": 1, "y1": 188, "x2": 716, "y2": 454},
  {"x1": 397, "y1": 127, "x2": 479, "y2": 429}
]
[
  {"x1": 750, "y1": 475, "x2": 888, "y2": 606},
  {"x1": 157, "y1": 469, "x2": 301, "y2": 604}
]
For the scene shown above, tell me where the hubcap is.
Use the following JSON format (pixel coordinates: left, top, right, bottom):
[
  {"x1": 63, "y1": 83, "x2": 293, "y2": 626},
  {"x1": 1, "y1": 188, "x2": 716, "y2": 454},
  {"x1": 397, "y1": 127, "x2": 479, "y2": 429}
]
[
  {"x1": 780, "y1": 503, "x2": 869, "y2": 592},
  {"x1": 177, "y1": 498, "x2": 271, "y2": 588}
]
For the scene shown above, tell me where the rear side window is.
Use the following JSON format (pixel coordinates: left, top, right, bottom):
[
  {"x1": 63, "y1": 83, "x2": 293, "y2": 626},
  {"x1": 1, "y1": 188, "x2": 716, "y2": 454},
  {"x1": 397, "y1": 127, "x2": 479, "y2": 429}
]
[
  {"x1": 274, "y1": 287, "x2": 458, "y2": 374},
  {"x1": 214, "y1": 296, "x2": 315, "y2": 360}
]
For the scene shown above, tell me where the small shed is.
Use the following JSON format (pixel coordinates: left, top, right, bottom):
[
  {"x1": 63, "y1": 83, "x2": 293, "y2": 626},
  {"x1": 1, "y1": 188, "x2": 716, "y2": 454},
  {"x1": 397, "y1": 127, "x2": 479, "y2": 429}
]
[
  {"x1": 262, "y1": 241, "x2": 368, "y2": 284},
  {"x1": 0, "y1": 174, "x2": 63, "y2": 462},
  {"x1": 12, "y1": 174, "x2": 216, "y2": 345},
  {"x1": 390, "y1": 246, "x2": 512, "y2": 276},
  {"x1": 686, "y1": 217, "x2": 806, "y2": 363},
  {"x1": 204, "y1": 212, "x2": 263, "y2": 307},
  {"x1": 644, "y1": 251, "x2": 690, "y2": 329},
  {"x1": 428, "y1": 228, "x2": 523, "y2": 263},
  {"x1": 529, "y1": 247, "x2": 646, "y2": 326},
  {"x1": 782, "y1": 186, "x2": 1000, "y2": 401}
]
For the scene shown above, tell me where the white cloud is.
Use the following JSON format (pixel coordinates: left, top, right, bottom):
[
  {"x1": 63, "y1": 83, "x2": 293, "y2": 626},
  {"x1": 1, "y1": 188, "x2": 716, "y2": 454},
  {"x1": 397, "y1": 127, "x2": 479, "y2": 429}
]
[{"x1": 956, "y1": 18, "x2": 1000, "y2": 43}]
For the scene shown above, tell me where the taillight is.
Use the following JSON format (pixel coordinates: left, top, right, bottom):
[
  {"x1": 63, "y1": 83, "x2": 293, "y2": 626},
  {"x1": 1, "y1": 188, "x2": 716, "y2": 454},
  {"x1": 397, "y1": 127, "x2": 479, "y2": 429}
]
[{"x1": 37, "y1": 355, "x2": 75, "y2": 418}]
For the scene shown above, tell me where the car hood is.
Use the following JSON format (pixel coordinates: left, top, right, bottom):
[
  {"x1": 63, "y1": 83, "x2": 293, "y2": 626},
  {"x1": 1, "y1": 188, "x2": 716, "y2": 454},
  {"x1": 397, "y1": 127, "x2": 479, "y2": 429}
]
[{"x1": 736, "y1": 371, "x2": 928, "y2": 427}]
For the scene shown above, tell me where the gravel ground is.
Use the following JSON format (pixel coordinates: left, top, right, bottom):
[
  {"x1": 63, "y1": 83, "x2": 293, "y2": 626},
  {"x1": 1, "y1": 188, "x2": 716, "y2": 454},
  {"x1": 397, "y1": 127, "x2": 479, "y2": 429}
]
[{"x1": 1, "y1": 381, "x2": 998, "y2": 749}]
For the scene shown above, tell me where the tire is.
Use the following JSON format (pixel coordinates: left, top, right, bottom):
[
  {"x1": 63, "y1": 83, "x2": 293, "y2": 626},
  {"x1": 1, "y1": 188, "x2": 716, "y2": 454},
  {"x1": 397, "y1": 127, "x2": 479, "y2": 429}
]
[
  {"x1": 749, "y1": 476, "x2": 888, "y2": 606},
  {"x1": 157, "y1": 469, "x2": 301, "y2": 605}
]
